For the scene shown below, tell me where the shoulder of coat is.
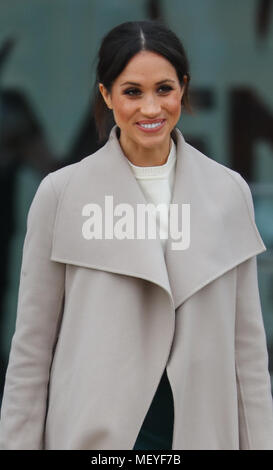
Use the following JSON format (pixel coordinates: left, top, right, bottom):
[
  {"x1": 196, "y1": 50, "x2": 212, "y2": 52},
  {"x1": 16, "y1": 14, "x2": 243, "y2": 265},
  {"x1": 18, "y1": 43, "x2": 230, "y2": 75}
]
[
  {"x1": 185, "y1": 140, "x2": 247, "y2": 187},
  {"x1": 184, "y1": 140, "x2": 236, "y2": 174},
  {"x1": 47, "y1": 144, "x2": 107, "y2": 199},
  {"x1": 184, "y1": 140, "x2": 258, "y2": 225}
]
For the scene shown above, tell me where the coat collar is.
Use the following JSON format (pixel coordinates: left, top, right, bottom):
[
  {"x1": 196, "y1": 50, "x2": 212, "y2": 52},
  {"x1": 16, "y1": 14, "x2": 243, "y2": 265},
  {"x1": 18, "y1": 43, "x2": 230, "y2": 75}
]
[{"x1": 51, "y1": 124, "x2": 266, "y2": 310}]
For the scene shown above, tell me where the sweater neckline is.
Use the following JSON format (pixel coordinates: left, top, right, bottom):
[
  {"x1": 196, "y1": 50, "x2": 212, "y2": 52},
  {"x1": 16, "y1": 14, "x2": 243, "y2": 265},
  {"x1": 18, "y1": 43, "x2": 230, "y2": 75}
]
[{"x1": 127, "y1": 139, "x2": 176, "y2": 179}]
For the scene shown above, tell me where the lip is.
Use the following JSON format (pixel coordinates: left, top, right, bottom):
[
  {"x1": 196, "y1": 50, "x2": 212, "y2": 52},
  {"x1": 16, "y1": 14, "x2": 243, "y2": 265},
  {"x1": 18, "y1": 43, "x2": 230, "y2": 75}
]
[{"x1": 135, "y1": 119, "x2": 166, "y2": 133}]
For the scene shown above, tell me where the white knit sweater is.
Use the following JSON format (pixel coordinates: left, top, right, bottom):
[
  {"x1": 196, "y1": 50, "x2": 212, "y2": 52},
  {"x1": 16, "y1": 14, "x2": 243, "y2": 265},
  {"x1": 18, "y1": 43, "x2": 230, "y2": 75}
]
[{"x1": 127, "y1": 138, "x2": 176, "y2": 252}]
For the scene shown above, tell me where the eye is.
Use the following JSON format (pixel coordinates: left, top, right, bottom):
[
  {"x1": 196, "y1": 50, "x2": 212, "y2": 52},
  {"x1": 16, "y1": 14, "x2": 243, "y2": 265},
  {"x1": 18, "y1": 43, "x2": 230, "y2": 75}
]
[
  {"x1": 123, "y1": 88, "x2": 141, "y2": 96},
  {"x1": 123, "y1": 85, "x2": 173, "y2": 97},
  {"x1": 158, "y1": 85, "x2": 173, "y2": 93}
]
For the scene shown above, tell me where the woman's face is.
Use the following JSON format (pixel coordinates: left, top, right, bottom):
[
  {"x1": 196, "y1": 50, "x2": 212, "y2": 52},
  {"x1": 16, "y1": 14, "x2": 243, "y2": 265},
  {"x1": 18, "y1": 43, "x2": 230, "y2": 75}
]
[{"x1": 99, "y1": 50, "x2": 186, "y2": 151}]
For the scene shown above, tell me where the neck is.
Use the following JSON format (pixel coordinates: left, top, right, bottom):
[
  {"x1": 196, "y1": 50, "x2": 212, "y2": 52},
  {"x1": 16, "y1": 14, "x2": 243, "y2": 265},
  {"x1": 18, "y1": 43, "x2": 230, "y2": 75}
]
[{"x1": 118, "y1": 130, "x2": 172, "y2": 167}]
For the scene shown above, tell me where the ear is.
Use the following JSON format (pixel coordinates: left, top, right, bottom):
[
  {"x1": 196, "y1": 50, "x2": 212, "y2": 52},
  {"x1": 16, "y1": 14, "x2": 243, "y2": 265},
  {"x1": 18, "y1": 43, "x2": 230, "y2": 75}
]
[
  {"x1": 180, "y1": 75, "x2": 187, "y2": 100},
  {"x1": 99, "y1": 83, "x2": 113, "y2": 110}
]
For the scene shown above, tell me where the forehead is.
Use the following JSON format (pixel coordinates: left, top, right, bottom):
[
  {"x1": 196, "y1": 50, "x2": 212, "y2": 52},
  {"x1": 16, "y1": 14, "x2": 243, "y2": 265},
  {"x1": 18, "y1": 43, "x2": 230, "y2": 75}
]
[{"x1": 116, "y1": 50, "x2": 178, "y2": 83}]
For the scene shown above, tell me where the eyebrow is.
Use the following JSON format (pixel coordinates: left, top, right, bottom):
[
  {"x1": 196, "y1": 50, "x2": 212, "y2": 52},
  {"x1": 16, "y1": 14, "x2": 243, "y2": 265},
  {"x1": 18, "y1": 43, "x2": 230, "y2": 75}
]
[{"x1": 120, "y1": 79, "x2": 176, "y2": 87}]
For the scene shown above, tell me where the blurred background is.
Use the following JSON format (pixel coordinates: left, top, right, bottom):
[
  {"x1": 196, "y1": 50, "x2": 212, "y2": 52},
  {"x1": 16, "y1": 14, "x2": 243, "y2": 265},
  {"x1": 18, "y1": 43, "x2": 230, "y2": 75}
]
[{"x1": 0, "y1": 0, "x2": 272, "y2": 406}]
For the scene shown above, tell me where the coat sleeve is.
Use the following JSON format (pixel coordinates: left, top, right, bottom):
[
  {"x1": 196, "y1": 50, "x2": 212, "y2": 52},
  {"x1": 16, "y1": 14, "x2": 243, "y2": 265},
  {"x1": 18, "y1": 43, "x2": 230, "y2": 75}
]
[
  {"x1": 0, "y1": 174, "x2": 65, "y2": 449},
  {"x1": 235, "y1": 175, "x2": 273, "y2": 449}
]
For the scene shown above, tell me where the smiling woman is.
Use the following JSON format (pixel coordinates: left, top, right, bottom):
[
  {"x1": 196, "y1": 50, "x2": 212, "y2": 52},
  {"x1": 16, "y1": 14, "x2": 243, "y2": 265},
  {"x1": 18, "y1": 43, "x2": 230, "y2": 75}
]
[
  {"x1": 0, "y1": 19, "x2": 273, "y2": 451},
  {"x1": 94, "y1": 21, "x2": 192, "y2": 167},
  {"x1": 98, "y1": 50, "x2": 187, "y2": 167}
]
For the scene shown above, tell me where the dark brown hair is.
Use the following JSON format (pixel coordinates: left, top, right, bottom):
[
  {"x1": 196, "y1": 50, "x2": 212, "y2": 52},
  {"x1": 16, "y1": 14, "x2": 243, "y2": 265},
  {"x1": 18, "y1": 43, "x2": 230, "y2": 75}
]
[{"x1": 92, "y1": 20, "x2": 193, "y2": 143}]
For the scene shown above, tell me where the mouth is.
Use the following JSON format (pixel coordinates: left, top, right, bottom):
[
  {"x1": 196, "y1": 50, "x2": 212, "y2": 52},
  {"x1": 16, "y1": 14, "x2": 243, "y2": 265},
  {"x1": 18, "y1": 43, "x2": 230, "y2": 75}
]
[{"x1": 135, "y1": 119, "x2": 166, "y2": 133}]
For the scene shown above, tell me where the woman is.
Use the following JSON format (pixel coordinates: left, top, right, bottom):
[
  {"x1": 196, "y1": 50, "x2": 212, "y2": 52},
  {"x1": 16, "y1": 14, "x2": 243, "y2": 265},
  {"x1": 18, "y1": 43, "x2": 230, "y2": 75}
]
[{"x1": 0, "y1": 20, "x2": 273, "y2": 450}]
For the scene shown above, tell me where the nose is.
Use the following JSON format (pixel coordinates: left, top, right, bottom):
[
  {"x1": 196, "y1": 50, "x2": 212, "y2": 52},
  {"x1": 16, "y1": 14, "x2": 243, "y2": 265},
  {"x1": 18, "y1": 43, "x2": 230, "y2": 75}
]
[{"x1": 140, "y1": 94, "x2": 161, "y2": 117}]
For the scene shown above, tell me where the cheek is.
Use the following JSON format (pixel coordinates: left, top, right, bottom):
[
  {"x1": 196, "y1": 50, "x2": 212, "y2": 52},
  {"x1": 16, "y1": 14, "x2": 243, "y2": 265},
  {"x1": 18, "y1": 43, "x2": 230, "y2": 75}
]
[
  {"x1": 112, "y1": 97, "x2": 136, "y2": 121},
  {"x1": 166, "y1": 94, "x2": 182, "y2": 116}
]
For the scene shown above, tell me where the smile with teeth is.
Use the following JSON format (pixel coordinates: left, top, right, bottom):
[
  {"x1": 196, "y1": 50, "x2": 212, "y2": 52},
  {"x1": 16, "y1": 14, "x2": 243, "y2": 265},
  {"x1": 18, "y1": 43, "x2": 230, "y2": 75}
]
[{"x1": 137, "y1": 120, "x2": 165, "y2": 129}]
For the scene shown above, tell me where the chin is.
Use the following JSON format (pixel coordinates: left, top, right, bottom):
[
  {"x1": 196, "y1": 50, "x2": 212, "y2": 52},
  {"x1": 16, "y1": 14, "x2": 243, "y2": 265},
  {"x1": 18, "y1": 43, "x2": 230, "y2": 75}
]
[{"x1": 137, "y1": 138, "x2": 165, "y2": 150}]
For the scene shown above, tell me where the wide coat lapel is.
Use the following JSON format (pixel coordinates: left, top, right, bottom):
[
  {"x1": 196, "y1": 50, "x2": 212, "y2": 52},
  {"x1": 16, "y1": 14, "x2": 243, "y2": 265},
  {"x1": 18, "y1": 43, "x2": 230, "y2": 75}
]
[
  {"x1": 51, "y1": 124, "x2": 266, "y2": 308},
  {"x1": 164, "y1": 127, "x2": 266, "y2": 308},
  {"x1": 51, "y1": 125, "x2": 173, "y2": 306}
]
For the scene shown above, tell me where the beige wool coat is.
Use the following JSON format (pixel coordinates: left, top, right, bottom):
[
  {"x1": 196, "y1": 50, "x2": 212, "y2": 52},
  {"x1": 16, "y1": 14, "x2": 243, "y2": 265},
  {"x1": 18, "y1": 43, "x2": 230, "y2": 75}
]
[{"x1": 0, "y1": 124, "x2": 273, "y2": 450}]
